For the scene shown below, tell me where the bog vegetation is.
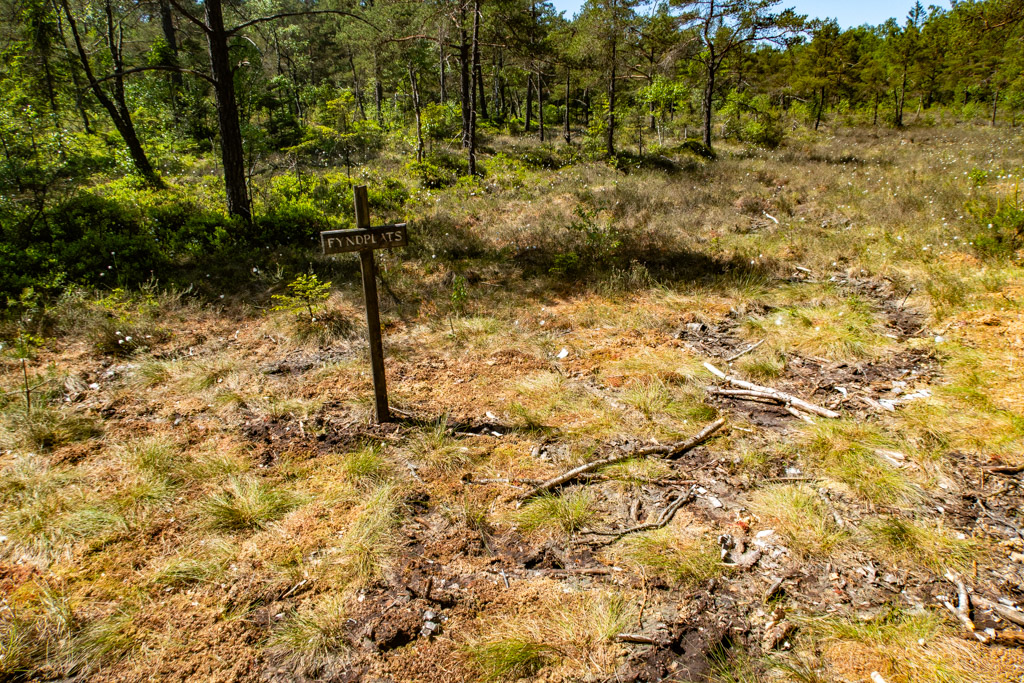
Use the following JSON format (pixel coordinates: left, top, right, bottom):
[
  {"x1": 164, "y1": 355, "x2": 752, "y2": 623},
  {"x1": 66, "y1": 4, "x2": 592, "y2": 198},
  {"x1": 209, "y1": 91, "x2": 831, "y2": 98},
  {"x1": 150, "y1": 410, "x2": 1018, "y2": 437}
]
[{"x1": 1, "y1": 0, "x2": 1024, "y2": 681}]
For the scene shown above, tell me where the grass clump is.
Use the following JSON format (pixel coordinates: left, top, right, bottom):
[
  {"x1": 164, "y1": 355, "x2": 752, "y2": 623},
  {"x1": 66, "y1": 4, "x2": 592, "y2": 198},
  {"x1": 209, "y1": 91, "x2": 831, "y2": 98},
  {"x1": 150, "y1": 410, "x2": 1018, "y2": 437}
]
[
  {"x1": 339, "y1": 444, "x2": 391, "y2": 486},
  {"x1": 617, "y1": 528, "x2": 721, "y2": 586},
  {"x1": 119, "y1": 435, "x2": 188, "y2": 484},
  {"x1": 799, "y1": 606, "x2": 988, "y2": 683},
  {"x1": 337, "y1": 484, "x2": 403, "y2": 585},
  {"x1": 864, "y1": 517, "x2": 981, "y2": 573},
  {"x1": 152, "y1": 539, "x2": 235, "y2": 587},
  {"x1": 412, "y1": 418, "x2": 473, "y2": 475},
  {"x1": 802, "y1": 421, "x2": 920, "y2": 505},
  {"x1": 1, "y1": 406, "x2": 101, "y2": 452},
  {"x1": 200, "y1": 476, "x2": 301, "y2": 531},
  {"x1": 466, "y1": 591, "x2": 630, "y2": 682},
  {"x1": 268, "y1": 595, "x2": 349, "y2": 676},
  {"x1": 749, "y1": 485, "x2": 847, "y2": 557},
  {"x1": 515, "y1": 490, "x2": 597, "y2": 535},
  {"x1": 468, "y1": 637, "x2": 554, "y2": 682},
  {"x1": 744, "y1": 296, "x2": 890, "y2": 361}
]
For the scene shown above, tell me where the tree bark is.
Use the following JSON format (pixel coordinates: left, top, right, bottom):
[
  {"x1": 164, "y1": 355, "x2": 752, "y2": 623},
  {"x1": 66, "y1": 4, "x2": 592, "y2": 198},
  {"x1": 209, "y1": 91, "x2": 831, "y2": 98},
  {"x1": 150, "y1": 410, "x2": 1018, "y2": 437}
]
[
  {"x1": 409, "y1": 65, "x2": 424, "y2": 162},
  {"x1": 204, "y1": 0, "x2": 252, "y2": 221},
  {"x1": 563, "y1": 66, "x2": 571, "y2": 143},
  {"x1": 607, "y1": 33, "x2": 616, "y2": 156},
  {"x1": 459, "y1": 3, "x2": 471, "y2": 148},
  {"x1": 525, "y1": 72, "x2": 534, "y2": 132},
  {"x1": 538, "y1": 72, "x2": 545, "y2": 141},
  {"x1": 475, "y1": 52, "x2": 488, "y2": 120},
  {"x1": 468, "y1": 0, "x2": 480, "y2": 175},
  {"x1": 701, "y1": 50, "x2": 715, "y2": 148},
  {"x1": 158, "y1": 0, "x2": 182, "y2": 93}
]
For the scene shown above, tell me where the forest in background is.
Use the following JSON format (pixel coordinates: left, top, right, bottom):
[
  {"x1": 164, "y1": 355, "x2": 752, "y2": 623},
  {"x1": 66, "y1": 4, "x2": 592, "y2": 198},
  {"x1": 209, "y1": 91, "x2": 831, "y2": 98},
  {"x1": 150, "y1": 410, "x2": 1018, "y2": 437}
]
[{"x1": 1, "y1": 0, "x2": 1023, "y2": 308}]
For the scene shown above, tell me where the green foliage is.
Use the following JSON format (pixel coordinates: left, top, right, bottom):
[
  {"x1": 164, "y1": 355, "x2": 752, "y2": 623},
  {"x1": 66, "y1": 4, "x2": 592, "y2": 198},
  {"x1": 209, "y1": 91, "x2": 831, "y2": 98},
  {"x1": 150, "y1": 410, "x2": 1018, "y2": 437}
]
[
  {"x1": 721, "y1": 91, "x2": 785, "y2": 149},
  {"x1": 967, "y1": 184, "x2": 1024, "y2": 258},
  {"x1": 272, "y1": 273, "x2": 332, "y2": 323},
  {"x1": 406, "y1": 152, "x2": 468, "y2": 189},
  {"x1": 549, "y1": 206, "x2": 621, "y2": 276}
]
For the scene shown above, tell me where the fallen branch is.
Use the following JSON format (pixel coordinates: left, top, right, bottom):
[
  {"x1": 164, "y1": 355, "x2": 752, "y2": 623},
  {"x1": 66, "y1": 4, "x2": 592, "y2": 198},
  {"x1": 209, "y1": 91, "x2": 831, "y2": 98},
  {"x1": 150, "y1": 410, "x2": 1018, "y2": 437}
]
[
  {"x1": 519, "y1": 418, "x2": 726, "y2": 502},
  {"x1": 584, "y1": 488, "x2": 695, "y2": 539},
  {"x1": 945, "y1": 572, "x2": 1024, "y2": 629},
  {"x1": 970, "y1": 594, "x2": 1024, "y2": 629},
  {"x1": 616, "y1": 633, "x2": 665, "y2": 645},
  {"x1": 984, "y1": 464, "x2": 1024, "y2": 475},
  {"x1": 725, "y1": 339, "x2": 765, "y2": 363},
  {"x1": 703, "y1": 362, "x2": 840, "y2": 419}
]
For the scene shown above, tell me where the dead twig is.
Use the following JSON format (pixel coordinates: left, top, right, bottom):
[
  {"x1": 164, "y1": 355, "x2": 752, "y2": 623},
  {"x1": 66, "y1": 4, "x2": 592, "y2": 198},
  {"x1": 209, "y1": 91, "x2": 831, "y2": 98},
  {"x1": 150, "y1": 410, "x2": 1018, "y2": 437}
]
[
  {"x1": 725, "y1": 339, "x2": 765, "y2": 363},
  {"x1": 983, "y1": 464, "x2": 1024, "y2": 475},
  {"x1": 518, "y1": 418, "x2": 726, "y2": 502},
  {"x1": 583, "y1": 488, "x2": 696, "y2": 540},
  {"x1": 616, "y1": 633, "x2": 665, "y2": 645},
  {"x1": 703, "y1": 362, "x2": 840, "y2": 419}
]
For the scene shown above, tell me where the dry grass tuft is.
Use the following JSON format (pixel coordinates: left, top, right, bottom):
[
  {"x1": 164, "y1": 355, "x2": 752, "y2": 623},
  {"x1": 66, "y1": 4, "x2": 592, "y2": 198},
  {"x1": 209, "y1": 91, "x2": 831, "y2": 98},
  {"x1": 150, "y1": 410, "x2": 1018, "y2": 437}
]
[
  {"x1": 267, "y1": 595, "x2": 350, "y2": 676},
  {"x1": 615, "y1": 528, "x2": 722, "y2": 586},
  {"x1": 864, "y1": 517, "x2": 982, "y2": 573},
  {"x1": 466, "y1": 590, "x2": 631, "y2": 682},
  {"x1": 200, "y1": 476, "x2": 302, "y2": 531},
  {"x1": 514, "y1": 490, "x2": 597, "y2": 536},
  {"x1": 749, "y1": 485, "x2": 848, "y2": 558}
]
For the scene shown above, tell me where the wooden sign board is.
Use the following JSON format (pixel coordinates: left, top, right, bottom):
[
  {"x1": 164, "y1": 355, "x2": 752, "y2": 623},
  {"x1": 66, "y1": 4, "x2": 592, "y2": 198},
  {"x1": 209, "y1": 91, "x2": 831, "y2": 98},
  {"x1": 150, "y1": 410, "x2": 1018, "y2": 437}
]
[
  {"x1": 321, "y1": 223, "x2": 408, "y2": 255},
  {"x1": 318, "y1": 186, "x2": 407, "y2": 424}
]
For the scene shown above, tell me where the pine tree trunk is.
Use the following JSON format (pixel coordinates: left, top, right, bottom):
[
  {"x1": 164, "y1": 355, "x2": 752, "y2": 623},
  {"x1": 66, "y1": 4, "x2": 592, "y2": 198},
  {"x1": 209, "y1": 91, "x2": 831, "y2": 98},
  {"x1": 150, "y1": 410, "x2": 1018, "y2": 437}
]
[
  {"x1": 525, "y1": 73, "x2": 534, "y2": 132},
  {"x1": 538, "y1": 72, "x2": 545, "y2": 142},
  {"x1": 607, "y1": 35, "x2": 616, "y2": 157},
  {"x1": 563, "y1": 67, "x2": 571, "y2": 144},
  {"x1": 701, "y1": 53, "x2": 715, "y2": 148},
  {"x1": 439, "y1": 29, "x2": 447, "y2": 104},
  {"x1": 475, "y1": 56, "x2": 488, "y2": 120},
  {"x1": 205, "y1": 0, "x2": 252, "y2": 222},
  {"x1": 409, "y1": 65, "x2": 424, "y2": 162},
  {"x1": 459, "y1": 5, "x2": 471, "y2": 148},
  {"x1": 469, "y1": 0, "x2": 480, "y2": 175}
]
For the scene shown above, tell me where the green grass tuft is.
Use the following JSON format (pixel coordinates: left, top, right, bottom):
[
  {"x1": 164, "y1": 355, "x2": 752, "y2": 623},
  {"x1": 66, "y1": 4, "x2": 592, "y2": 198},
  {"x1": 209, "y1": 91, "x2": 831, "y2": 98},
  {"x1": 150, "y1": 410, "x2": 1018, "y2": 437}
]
[
  {"x1": 200, "y1": 476, "x2": 301, "y2": 531},
  {"x1": 515, "y1": 490, "x2": 597, "y2": 535}
]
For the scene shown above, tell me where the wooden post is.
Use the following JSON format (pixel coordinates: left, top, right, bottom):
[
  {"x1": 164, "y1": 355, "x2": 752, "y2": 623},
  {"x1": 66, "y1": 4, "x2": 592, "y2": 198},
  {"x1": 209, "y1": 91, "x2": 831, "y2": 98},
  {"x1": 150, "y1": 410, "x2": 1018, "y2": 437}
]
[{"x1": 353, "y1": 186, "x2": 390, "y2": 423}]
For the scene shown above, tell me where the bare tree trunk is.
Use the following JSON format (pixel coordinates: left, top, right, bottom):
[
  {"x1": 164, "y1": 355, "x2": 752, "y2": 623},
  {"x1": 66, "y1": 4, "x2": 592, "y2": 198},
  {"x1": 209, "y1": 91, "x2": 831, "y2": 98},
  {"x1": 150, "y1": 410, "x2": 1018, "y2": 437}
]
[
  {"x1": 992, "y1": 88, "x2": 999, "y2": 126},
  {"x1": 349, "y1": 52, "x2": 367, "y2": 120},
  {"x1": 563, "y1": 66, "x2": 571, "y2": 144},
  {"x1": 459, "y1": 3, "x2": 471, "y2": 148},
  {"x1": 538, "y1": 71, "x2": 545, "y2": 141},
  {"x1": 814, "y1": 86, "x2": 825, "y2": 131},
  {"x1": 469, "y1": 0, "x2": 480, "y2": 174},
  {"x1": 204, "y1": 0, "x2": 252, "y2": 221},
  {"x1": 409, "y1": 65, "x2": 424, "y2": 162},
  {"x1": 52, "y1": 6, "x2": 92, "y2": 133},
  {"x1": 701, "y1": 53, "x2": 715, "y2": 148},
  {"x1": 475, "y1": 51, "x2": 488, "y2": 120},
  {"x1": 607, "y1": 34, "x2": 616, "y2": 156},
  {"x1": 158, "y1": 0, "x2": 182, "y2": 111},
  {"x1": 439, "y1": 26, "x2": 447, "y2": 104},
  {"x1": 525, "y1": 72, "x2": 533, "y2": 132}
]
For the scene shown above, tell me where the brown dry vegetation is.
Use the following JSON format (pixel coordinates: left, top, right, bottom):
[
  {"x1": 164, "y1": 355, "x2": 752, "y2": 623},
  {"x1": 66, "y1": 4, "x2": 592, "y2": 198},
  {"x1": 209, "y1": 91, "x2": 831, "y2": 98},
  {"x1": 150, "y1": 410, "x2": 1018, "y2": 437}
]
[{"x1": 2, "y1": 125, "x2": 1024, "y2": 682}]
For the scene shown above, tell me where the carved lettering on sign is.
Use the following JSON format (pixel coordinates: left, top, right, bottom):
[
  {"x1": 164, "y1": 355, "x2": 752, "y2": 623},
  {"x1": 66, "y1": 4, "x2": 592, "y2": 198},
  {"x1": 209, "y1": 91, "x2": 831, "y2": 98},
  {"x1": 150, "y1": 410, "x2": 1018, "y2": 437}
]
[{"x1": 321, "y1": 223, "x2": 408, "y2": 255}]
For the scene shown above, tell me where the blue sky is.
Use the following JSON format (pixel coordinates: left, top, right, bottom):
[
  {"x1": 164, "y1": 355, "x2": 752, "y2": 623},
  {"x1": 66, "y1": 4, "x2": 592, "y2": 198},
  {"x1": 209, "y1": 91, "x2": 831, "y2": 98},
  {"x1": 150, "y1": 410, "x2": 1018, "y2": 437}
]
[{"x1": 548, "y1": 0, "x2": 951, "y2": 28}]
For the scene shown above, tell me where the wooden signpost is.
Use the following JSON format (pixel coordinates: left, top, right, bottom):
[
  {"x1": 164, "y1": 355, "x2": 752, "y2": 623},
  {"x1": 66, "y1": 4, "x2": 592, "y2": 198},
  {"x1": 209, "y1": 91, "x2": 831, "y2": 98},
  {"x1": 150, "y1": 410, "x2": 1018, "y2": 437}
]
[{"x1": 321, "y1": 186, "x2": 407, "y2": 423}]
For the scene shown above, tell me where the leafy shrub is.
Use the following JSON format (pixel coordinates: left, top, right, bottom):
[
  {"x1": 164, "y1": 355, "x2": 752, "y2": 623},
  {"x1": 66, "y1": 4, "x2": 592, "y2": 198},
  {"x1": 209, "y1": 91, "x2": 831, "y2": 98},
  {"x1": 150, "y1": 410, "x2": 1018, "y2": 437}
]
[
  {"x1": 674, "y1": 138, "x2": 716, "y2": 160},
  {"x1": 406, "y1": 152, "x2": 468, "y2": 189},
  {"x1": 272, "y1": 273, "x2": 331, "y2": 322},
  {"x1": 967, "y1": 188, "x2": 1024, "y2": 258}
]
